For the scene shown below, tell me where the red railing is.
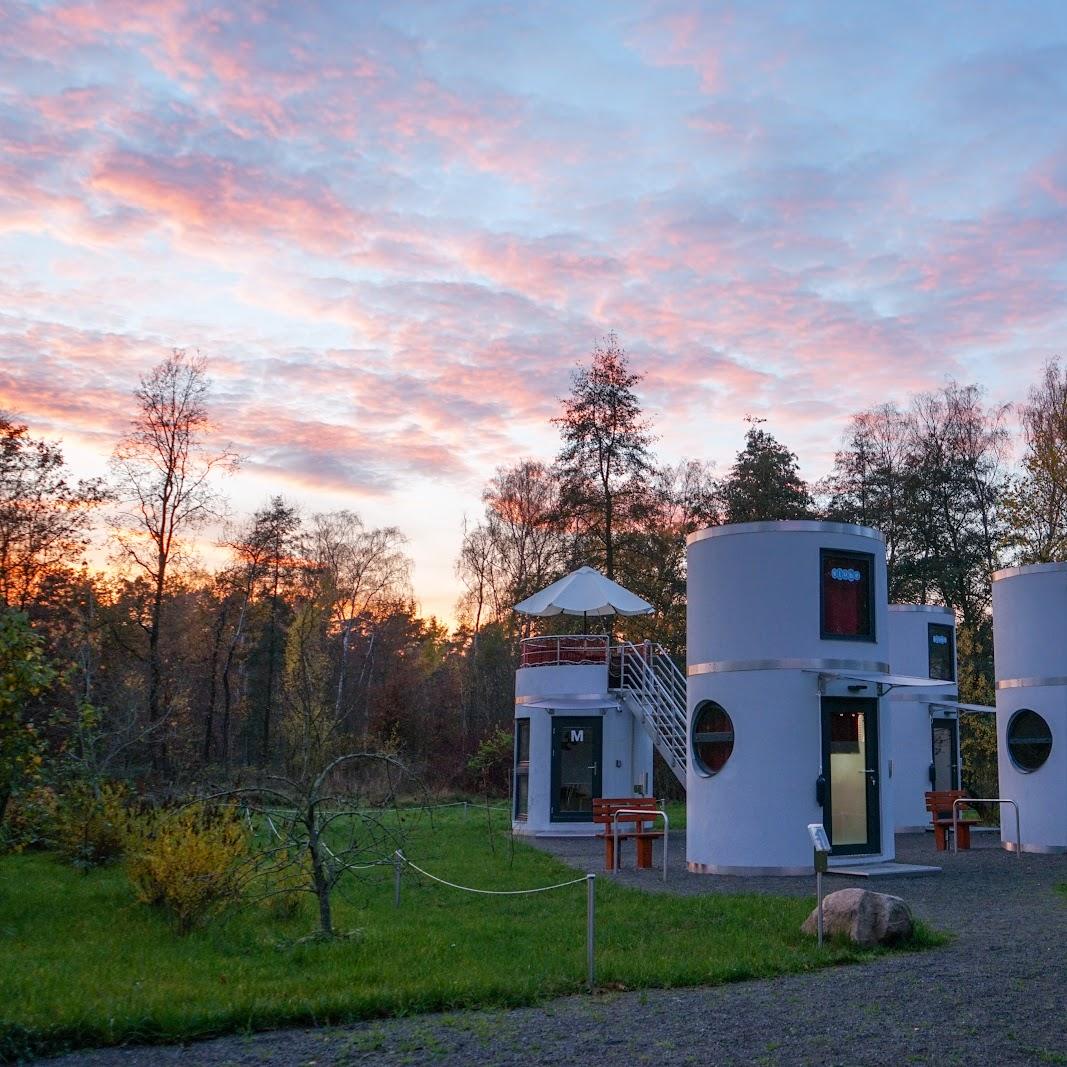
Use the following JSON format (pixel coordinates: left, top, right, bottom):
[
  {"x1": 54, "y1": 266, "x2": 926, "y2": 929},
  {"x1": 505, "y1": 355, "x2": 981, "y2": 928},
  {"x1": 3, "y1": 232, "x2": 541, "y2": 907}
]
[{"x1": 519, "y1": 635, "x2": 610, "y2": 668}]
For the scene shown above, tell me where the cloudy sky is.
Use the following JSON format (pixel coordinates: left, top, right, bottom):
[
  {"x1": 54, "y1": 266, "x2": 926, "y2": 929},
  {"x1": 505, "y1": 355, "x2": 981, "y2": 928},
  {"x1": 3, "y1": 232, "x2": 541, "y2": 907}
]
[{"x1": 2, "y1": 1, "x2": 1067, "y2": 621}]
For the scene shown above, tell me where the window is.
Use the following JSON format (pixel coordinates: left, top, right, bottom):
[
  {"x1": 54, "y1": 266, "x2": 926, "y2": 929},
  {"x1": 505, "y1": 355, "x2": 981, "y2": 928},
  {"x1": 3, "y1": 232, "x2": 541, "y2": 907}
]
[
  {"x1": 829, "y1": 709, "x2": 861, "y2": 754},
  {"x1": 820, "y1": 550, "x2": 874, "y2": 640},
  {"x1": 1007, "y1": 709, "x2": 1052, "y2": 773},
  {"x1": 928, "y1": 622, "x2": 955, "y2": 682},
  {"x1": 692, "y1": 701, "x2": 734, "y2": 776},
  {"x1": 514, "y1": 718, "x2": 530, "y2": 819}
]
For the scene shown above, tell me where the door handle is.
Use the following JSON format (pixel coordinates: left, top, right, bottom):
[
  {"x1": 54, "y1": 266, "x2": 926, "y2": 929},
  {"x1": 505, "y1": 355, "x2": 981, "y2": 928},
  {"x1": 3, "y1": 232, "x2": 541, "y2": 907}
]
[{"x1": 588, "y1": 763, "x2": 598, "y2": 773}]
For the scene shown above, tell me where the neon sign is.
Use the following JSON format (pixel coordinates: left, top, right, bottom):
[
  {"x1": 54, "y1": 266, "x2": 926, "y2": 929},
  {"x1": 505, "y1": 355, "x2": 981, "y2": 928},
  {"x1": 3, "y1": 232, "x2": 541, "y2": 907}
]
[{"x1": 830, "y1": 567, "x2": 863, "y2": 582}]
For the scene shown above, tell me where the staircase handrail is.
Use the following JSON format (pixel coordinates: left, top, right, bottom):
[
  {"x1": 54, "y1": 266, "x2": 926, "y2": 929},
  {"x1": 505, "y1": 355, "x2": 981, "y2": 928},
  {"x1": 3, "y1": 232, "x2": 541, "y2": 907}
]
[{"x1": 615, "y1": 641, "x2": 688, "y2": 775}]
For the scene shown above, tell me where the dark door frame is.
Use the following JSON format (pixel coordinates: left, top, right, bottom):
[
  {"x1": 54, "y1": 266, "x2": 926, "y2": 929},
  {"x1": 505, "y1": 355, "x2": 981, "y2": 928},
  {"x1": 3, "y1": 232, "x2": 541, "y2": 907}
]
[
  {"x1": 550, "y1": 715, "x2": 603, "y2": 822},
  {"x1": 930, "y1": 716, "x2": 960, "y2": 791},
  {"x1": 820, "y1": 696, "x2": 881, "y2": 856}
]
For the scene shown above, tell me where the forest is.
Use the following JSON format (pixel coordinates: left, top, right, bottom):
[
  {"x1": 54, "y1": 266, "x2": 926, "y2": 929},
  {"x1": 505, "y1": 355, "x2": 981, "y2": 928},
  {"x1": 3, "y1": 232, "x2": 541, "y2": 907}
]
[{"x1": 3, "y1": 340, "x2": 1067, "y2": 846}]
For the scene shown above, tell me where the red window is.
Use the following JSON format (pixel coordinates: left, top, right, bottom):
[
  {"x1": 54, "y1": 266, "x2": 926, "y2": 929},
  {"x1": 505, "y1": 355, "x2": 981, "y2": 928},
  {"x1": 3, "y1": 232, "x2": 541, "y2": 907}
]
[{"x1": 821, "y1": 551, "x2": 873, "y2": 639}]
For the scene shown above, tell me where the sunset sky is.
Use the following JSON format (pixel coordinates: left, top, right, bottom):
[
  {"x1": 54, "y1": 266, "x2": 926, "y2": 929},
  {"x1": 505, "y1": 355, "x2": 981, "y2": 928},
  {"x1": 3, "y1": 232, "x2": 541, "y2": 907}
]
[{"x1": 3, "y1": 1, "x2": 1067, "y2": 622}]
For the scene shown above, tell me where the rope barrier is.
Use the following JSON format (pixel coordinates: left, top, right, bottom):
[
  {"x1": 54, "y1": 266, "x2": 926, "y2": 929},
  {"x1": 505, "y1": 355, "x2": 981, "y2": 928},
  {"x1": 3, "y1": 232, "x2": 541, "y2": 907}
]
[
  {"x1": 395, "y1": 852, "x2": 597, "y2": 989},
  {"x1": 400, "y1": 855, "x2": 587, "y2": 896}
]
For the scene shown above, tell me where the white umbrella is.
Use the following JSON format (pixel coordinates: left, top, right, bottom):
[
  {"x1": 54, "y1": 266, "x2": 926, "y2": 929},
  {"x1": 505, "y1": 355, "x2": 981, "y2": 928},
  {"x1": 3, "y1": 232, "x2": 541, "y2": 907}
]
[{"x1": 513, "y1": 566, "x2": 653, "y2": 619}]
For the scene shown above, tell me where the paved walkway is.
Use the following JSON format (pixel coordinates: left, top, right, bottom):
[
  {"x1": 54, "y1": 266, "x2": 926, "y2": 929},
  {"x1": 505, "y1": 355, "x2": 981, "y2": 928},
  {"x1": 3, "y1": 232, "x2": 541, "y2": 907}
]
[{"x1": 47, "y1": 833, "x2": 1067, "y2": 1066}]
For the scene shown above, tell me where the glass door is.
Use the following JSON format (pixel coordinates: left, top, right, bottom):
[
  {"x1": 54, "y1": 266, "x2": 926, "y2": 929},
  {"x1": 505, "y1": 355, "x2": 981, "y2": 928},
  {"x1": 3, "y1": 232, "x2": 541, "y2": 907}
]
[
  {"x1": 821, "y1": 698, "x2": 881, "y2": 855},
  {"x1": 550, "y1": 716, "x2": 603, "y2": 821},
  {"x1": 931, "y1": 717, "x2": 960, "y2": 791}
]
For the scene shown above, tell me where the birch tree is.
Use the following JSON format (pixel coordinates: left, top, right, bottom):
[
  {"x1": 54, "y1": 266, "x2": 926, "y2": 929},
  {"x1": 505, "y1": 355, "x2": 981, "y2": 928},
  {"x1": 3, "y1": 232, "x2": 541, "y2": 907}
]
[{"x1": 109, "y1": 350, "x2": 238, "y2": 767}]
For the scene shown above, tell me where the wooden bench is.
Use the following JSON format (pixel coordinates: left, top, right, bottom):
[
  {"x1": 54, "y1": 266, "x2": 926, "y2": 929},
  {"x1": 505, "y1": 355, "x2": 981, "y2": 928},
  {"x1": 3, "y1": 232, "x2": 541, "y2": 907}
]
[
  {"x1": 925, "y1": 790, "x2": 974, "y2": 851},
  {"x1": 593, "y1": 797, "x2": 664, "y2": 871}
]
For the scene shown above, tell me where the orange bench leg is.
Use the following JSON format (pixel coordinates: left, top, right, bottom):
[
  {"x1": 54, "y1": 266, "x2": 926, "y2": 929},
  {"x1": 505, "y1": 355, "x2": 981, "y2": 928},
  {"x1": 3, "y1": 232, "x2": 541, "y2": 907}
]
[
  {"x1": 933, "y1": 824, "x2": 947, "y2": 851},
  {"x1": 957, "y1": 824, "x2": 971, "y2": 850},
  {"x1": 635, "y1": 837, "x2": 654, "y2": 869}
]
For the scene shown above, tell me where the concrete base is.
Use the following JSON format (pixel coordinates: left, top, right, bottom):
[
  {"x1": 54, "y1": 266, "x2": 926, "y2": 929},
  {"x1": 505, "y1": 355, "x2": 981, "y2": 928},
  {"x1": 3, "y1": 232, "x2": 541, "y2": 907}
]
[{"x1": 827, "y1": 862, "x2": 942, "y2": 877}]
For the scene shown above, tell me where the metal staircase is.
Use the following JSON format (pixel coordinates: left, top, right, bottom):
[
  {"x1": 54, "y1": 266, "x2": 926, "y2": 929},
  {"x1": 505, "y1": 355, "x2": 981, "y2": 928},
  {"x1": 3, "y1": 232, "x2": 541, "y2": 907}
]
[{"x1": 614, "y1": 641, "x2": 688, "y2": 785}]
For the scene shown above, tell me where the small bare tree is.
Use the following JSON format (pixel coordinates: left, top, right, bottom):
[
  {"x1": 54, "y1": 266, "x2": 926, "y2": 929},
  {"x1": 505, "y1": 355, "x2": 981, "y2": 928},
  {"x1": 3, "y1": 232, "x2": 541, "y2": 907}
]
[
  {"x1": 227, "y1": 594, "x2": 423, "y2": 938},
  {"x1": 235, "y1": 752, "x2": 418, "y2": 938}
]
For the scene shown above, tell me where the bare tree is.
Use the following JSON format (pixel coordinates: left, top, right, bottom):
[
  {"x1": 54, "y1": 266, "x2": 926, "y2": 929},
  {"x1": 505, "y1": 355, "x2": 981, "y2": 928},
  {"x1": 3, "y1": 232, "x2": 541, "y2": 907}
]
[
  {"x1": 1004, "y1": 358, "x2": 1067, "y2": 563},
  {"x1": 232, "y1": 751, "x2": 419, "y2": 938},
  {"x1": 109, "y1": 350, "x2": 238, "y2": 767},
  {"x1": 303, "y1": 511, "x2": 410, "y2": 735}
]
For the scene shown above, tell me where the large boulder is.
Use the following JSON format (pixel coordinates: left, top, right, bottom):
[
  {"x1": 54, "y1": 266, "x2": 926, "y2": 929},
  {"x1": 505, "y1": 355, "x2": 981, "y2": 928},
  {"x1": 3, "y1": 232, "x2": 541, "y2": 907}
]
[{"x1": 801, "y1": 888, "x2": 914, "y2": 947}]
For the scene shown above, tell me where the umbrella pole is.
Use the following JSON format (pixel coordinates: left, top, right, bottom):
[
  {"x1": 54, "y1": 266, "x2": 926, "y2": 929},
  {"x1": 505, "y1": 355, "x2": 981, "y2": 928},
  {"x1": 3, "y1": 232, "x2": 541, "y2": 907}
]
[{"x1": 582, "y1": 610, "x2": 588, "y2": 635}]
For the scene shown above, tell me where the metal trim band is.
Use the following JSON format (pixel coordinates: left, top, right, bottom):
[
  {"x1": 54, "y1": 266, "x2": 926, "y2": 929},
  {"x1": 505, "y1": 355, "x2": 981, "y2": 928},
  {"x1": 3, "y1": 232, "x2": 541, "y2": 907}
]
[
  {"x1": 687, "y1": 861, "x2": 811, "y2": 877},
  {"x1": 688, "y1": 657, "x2": 891, "y2": 677},
  {"x1": 887, "y1": 604, "x2": 954, "y2": 615},
  {"x1": 686, "y1": 519, "x2": 885, "y2": 546},
  {"x1": 993, "y1": 561, "x2": 1067, "y2": 581},
  {"x1": 1003, "y1": 842, "x2": 1067, "y2": 855},
  {"x1": 996, "y1": 676, "x2": 1067, "y2": 690}
]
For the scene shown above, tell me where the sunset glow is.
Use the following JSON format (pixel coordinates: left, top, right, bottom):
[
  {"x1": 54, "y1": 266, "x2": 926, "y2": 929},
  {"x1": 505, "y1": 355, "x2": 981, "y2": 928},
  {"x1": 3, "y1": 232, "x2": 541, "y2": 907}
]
[{"x1": 3, "y1": 1, "x2": 1067, "y2": 621}]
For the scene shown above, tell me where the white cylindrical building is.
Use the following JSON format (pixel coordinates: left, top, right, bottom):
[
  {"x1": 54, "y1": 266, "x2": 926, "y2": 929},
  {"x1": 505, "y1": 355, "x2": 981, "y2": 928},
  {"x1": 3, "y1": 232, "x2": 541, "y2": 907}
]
[
  {"x1": 887, "y1": 605, "x2": 960, "y2": 831},
  {"x1": 511, "y1": 636, "x2": 654, "y2": 836},
  {"x1": 686, "y1": 520, "x2": 896, "y2": 874},
  {"x1": 992, "y1": 563, "x2": 1067, "y2": 853}
]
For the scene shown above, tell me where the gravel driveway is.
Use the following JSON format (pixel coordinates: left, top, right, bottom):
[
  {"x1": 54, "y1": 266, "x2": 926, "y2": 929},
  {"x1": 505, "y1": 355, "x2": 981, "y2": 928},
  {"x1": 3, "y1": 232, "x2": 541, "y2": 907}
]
[{"x1": 44, "y1": 832, "x2": 1067, "y2": 1067}]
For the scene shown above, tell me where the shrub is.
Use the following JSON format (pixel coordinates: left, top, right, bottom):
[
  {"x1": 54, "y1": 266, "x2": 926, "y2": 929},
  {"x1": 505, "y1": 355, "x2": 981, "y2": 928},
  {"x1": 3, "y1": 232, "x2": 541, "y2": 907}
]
[
  {"x1": 53, "y1": 782, "x2": 131, "y2": 869},
  {"x1": 126, "y1": 805, "x2": 250, "y2": 934},
  {"x1": 0, "y1": 785, "x2": 57, "y2": 854}
]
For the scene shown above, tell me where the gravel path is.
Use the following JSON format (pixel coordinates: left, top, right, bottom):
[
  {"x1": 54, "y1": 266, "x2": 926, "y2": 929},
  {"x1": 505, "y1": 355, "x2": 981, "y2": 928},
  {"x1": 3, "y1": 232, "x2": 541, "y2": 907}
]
[{"x1": 44, "y1": 832, "x2": 1067, "y2": 1067}]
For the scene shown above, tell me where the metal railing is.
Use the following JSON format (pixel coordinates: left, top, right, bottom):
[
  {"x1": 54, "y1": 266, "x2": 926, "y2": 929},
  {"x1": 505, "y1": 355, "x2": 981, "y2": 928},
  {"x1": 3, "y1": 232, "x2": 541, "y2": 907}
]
[
  {"x1": 519, "y1": 635, "x2": 609, "y2": 668},
  {"x1": 616, "y1": 641, "x2": 688, "y2": 782},
  {"x1": 953, "y1": 797, "x2": 1021, "y2": 858},
  {"x1": 610, "y1": 806, "x2": 670, "y2": 882}
]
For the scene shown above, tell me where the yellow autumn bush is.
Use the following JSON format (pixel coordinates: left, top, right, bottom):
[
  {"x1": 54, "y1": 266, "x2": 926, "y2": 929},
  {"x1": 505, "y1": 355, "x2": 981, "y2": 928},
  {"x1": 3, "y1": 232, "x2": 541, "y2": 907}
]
[
  {"x1": 125, "y1": 805, "x2": 250, "y2": 934},
  {"x1": 53, "y1": 781, "x2": 131, "y2": 869}
]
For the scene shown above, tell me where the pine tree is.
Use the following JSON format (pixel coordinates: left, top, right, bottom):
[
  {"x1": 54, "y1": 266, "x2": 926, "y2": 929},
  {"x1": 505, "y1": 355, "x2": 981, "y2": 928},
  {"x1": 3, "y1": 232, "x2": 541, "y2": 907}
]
[
  {"x1": 553, "y1": 334, "x2": 654, "y2": 579},
  {"x1": 720, "y1": 419, "x2": 812, "y2": 524}
]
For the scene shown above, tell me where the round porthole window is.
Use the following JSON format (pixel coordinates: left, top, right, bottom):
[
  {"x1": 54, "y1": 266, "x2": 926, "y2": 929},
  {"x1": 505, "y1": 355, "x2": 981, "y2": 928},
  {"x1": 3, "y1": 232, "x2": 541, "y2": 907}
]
[
  {"x1": 1006, "y1": 709, "x2": 1053, "y2": 772},
  {"x1": 692, "y1": 701, "x2": 734, "y2": 776}
]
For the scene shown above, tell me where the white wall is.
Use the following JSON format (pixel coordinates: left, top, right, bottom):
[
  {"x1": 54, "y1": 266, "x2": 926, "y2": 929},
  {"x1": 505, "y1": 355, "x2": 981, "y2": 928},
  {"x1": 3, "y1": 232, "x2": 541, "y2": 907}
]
[
  {"x1": 993, "y1": 563, "x2": 1067, "y2": 852},
  {"x1": 512, "y1": 662, "x2": 655, "y2": 837},
  {"x1": 686, "y1": 521, "x2": 895, "y2": 873},
  {"x1": 887, "y1": 605, "x2": 958, "y2": 831}
]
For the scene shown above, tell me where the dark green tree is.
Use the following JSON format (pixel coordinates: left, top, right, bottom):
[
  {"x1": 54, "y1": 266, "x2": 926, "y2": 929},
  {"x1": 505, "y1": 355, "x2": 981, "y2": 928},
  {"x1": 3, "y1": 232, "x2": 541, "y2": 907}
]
[
  {"x1": 720, "y1": 419, "x2": 813, "y2": 524},
  {"x1": 0, "y1": 610, "x2": 56, "y2": 831}
]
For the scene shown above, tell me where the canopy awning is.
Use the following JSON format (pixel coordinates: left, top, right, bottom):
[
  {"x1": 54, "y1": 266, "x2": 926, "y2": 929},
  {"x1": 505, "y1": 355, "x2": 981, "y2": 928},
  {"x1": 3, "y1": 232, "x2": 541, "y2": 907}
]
[
  {"x1": 513, "y1": 566, "x2": 653, "y2": 617},
  {"x1": 805, "y1": 669, "x2": 956, "y2": 693},
  {"x1": 515, "y1": 696, "x2": 620, "y2": 711},
  {"x1": 930, "y1": 699, "x2": 996, "y2": 714}
]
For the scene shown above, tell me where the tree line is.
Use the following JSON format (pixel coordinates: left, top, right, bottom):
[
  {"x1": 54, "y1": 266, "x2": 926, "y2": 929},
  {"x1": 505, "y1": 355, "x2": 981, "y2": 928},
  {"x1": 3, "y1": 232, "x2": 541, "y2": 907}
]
[{"x1": 4, "y1": 340, "x2": 1067, "y2": 830}]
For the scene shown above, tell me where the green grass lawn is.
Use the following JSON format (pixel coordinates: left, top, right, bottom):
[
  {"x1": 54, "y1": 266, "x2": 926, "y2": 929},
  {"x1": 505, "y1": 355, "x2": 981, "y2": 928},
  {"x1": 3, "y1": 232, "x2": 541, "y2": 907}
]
[{"x1": 0, "y1": 806, "x2": 939, "y2": 1060}]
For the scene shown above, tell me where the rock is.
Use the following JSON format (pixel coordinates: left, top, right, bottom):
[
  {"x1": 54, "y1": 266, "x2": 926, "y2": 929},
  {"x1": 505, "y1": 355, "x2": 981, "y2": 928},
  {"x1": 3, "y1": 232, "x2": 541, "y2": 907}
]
[{"x1": 801, "y1": 888, "x2": 914, "y2": 947}]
